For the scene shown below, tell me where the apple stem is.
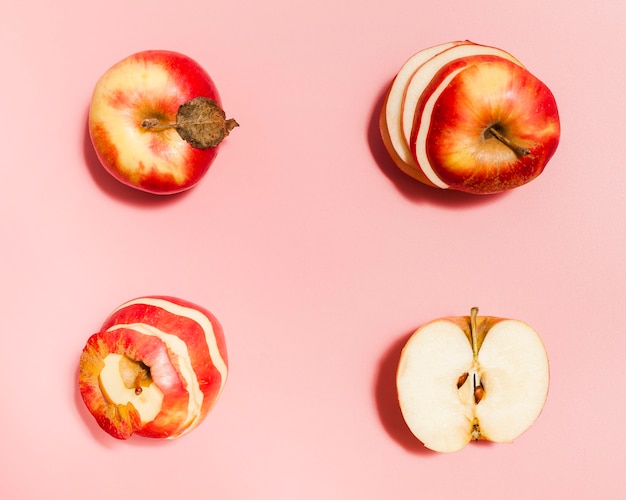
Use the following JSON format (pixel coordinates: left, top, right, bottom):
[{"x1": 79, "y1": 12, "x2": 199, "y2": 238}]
[
  {"x1": 470, "y1": 307, "x2": 479, "y2": 359},
  {"x1": 134, "y1": 369, "x2": 148, "y2": 395},
  {"x1": 141, "y1": 118, "x2": 178, "y2": 131},
  {"x1": 470, "y1": 307, "x2": 485, "y2": 404},
  {"x1": 486, "y1": 125, "x2": 530, "y2": 158}
]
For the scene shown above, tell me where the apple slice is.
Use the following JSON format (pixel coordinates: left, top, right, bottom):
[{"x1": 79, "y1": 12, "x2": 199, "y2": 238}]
[
  {"x1": 396, "y1": 308, "x2": 549, "y2": 453},
  {"x1": 380, "y1": 41, "x2": 469, "y2": 183},
  {"x1": 79, "y1": 296, "x2": 228, "y2": 440}
]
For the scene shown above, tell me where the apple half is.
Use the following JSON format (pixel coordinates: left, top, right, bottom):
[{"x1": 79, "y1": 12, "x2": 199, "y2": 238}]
[
  {"x1": 397, "y1": 308, "x2": 549, "y2": 452},
  {"x1": 380, "y1": 41, "x2": 560, "y2": 194},
  {"x1": 79, "y1": 296, "x2": 228, "y2": 440}
]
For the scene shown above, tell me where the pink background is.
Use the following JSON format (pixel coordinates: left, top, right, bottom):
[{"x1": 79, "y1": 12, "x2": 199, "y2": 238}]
[{"x1": 1, "y1": 1, "x2": 625, "y2": 498}]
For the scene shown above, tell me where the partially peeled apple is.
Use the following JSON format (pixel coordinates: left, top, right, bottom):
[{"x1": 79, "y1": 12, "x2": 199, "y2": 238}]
[
  {"x1": 380, "y1": 41, "x2": 560, "y2": 194},
  {"x1": 396, "y1": 308, "x2": 549, "y2": 452},
  {"x1": 79, "y1": 296, "x2": 228, "y2": 440}
]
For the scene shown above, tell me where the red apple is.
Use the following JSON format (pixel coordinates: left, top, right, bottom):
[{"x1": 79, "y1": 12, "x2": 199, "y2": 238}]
[
  {"x1": 88, "y1": 50, "x2": 238, "y2": 195},
  {"x1": 397, "y1": 308, "x2": 549, "y2": 453},
  {"x1": 380, "y1": 41, "x2": 560, "y2": 194},
  {"x1": 79, "y1": 296, "x2": 228, "y2": 439}
]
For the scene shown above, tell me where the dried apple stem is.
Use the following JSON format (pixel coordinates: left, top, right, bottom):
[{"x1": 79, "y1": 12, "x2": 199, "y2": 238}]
[{"x1": 486, "y1": 125, "x2": 530, "y2": 158}]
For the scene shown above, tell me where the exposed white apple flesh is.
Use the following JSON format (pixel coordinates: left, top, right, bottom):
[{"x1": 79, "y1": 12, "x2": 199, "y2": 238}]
[
  {"x1": 380, "y1": 41, "x2": 468, "y2": 182},
  {"x1": 99, "y1": 353, "x2": 164, "y2": 423},
  {"x1": 397, "y1": 308, "x2": 549, "y2": 453}
]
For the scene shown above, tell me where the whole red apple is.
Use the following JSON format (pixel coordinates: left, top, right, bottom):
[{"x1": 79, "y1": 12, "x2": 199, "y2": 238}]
[
  {"x1": 79, "y1": 296, "x2": 228, "y2": 439},
  {"x1": 380, "y1": 41, "x2": 560, "y2": 194},
  {"x1": 88, "y1": 50, "x2": 238, "y2": 194}
]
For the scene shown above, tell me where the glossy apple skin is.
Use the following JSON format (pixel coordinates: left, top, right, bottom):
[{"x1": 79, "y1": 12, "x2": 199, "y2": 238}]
[
  {"x1": 414, "y1": 56, "x2": 560, "y2": 194},
  {"x1": 79, "y1": 296, "x2": 228, "y2": 439},
  {"x1": 88, "y1": 50, "x2": 225, "y2": 194}
]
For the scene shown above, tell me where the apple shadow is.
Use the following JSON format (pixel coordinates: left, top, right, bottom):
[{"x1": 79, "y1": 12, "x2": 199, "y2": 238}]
[
  {"x1": 373, "y1": 329, "x2": 435, "y2": 455},
  {"x1": 82, "y1": 109, "x2": 191, "y2": 208},
  {"x1": 367, "y1": 82, "x2": 509, "y2": 208}
]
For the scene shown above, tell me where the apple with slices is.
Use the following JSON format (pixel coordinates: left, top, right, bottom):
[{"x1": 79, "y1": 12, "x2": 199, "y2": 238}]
[
  {"x1": 79, "y1": 296, "x2": 228, "y2": 440},
  {"x1": 397, "y1": 308, "x2": 549, "y2": 453},
  {"x1": 88, "y1": 50, "x2": 238, "y2": 194},
  {"x1": 380, "y1": 41, "x2": 560, "y2": 194}
]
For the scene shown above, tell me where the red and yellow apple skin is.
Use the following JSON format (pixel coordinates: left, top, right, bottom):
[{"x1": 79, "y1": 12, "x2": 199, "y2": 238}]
[
  {"x1": 88, "y1": 50, "x2": 236, "y2": 195},
  {"x1": 79, "y1": 296, "x2": 228, "y2": 440},
  {"x1": 380, "y1": 41, "x2": 560, "y2": 194},
  {"x1": 413, "y1": 56, "x2": 560, "y2": 193}
]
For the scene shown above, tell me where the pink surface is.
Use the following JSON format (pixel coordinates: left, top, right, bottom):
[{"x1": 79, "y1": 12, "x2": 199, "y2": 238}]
[{"x1": 1, "y1": 1, "x2": 625, "y2": 498}]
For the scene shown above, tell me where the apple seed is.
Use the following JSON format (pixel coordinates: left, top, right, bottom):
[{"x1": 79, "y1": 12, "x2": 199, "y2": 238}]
[
  {"x1": 473, "y1": 374, "x2": 485, "y2": 404},
  {"x1": 457, "y1": 372, "x2": 469, "y2": 389}
]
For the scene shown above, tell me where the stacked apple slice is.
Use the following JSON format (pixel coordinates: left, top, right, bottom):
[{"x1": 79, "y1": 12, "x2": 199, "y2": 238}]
[
  {"x1": 396, "y1": 308, "x2": 549, "y2": 452},
  {"x1": 380, "y1": 41, "x2": 560, "y2": 194},
  {"x1": 79, "y1": 296, "x2": 228, "y2": 440}
]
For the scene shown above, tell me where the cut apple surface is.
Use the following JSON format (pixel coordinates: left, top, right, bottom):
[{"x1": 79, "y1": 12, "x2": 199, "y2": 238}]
[
  {"x1": 396, "y1": 308, "x2": 549, "y2": 453},
  {"x1": 380, "y1": 41, "x2": 560, "y2": 194},
  {"x1": 79, "y1": 296, "x2": 228, "y2": 440}
]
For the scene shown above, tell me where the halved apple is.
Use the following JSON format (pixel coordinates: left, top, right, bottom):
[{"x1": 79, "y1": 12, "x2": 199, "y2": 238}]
[
  {"x1": 79, "y1": 296, "x2": 228, "y2": 440},
  {"x1": 396, "y1": 308, "x2": 549, "y2": 452}
]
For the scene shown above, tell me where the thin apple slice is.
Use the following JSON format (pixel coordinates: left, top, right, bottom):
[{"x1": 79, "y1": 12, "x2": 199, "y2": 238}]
[
  {"x1": 397, "y1": 308, "x2": 549, "y2": 453},
  {"x1": 380, "y1": 41, "x2": 468, "y2": 182}
]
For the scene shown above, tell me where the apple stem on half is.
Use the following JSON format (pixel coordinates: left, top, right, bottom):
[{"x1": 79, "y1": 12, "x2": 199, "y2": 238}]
[
  {"x1": 469, "y1": 307, "x2": 485, "y2": 403},
  {"x1": 485, "y1": 125, "x2": 531, "y2": 158},
  {"x1": 470, "y1": 307, "x2": 479, "y2": 359}
]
